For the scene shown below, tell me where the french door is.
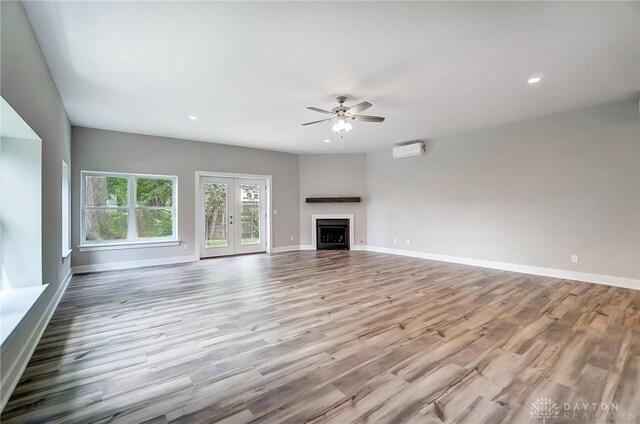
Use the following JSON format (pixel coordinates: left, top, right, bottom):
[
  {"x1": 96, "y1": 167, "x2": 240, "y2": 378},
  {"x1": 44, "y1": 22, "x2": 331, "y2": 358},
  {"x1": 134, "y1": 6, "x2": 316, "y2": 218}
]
[{"x1": 199, "y1": 177, "x2": 266, "y2": 258}]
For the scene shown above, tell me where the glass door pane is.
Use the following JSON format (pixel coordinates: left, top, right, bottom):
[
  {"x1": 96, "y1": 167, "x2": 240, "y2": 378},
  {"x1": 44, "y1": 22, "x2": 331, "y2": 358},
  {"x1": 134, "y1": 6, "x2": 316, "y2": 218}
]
[
  {"x1": 240, "y1": 184, "x2": 260, "y2": 245},
  {"x1": 204, "y1": 182, "x2": 228, "y2": 248},
  {"x1": 199, "y1": 176, "x2": 265, "y2": 257}
]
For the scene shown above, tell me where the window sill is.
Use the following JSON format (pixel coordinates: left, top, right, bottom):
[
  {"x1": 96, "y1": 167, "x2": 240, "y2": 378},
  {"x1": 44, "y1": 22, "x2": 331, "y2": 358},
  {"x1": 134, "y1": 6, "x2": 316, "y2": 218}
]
[
  {"x1": 78, "y1": 240, "x2": 180, "y2": 252},
  {"x1": 1, "y1": 285, "x2": 48, "y2": 346},
  {"x1": 62, "y1": 249, "x2": 72, "y2": 258}
]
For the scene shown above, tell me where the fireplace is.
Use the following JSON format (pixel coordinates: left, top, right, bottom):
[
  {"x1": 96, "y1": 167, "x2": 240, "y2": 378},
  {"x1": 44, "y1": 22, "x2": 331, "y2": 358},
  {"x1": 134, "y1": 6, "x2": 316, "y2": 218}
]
[{"x1": 316, "y1": 219, "x2": 350, "y2": 250}]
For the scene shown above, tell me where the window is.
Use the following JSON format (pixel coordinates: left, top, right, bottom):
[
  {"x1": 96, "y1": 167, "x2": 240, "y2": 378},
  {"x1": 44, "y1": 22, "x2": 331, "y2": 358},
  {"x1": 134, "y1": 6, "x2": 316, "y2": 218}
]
[
  {"x1": 1, "y1": 97, "x2": 47, "y2": 346},
  {"x1": 81, "y1": 171, "x2": 177, "y2": 246},
  {"x1": 61, "y1": 160, "x2": 71, "y2": 257}
]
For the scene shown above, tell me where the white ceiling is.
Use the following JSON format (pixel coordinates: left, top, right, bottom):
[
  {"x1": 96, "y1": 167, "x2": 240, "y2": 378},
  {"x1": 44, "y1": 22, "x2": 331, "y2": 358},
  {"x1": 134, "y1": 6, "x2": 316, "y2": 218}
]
[{"x1": 24, "y1": 1, "x2": 639, "y2": 154}]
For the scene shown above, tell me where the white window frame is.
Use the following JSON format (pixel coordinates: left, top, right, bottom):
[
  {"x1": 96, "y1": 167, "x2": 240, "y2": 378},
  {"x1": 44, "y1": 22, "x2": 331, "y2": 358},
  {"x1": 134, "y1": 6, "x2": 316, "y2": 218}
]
[
  {"x1": 61, "y1": 160, "x2": 72, "y2": 257},
  {"x1": 80, "y1": 171, "x2": 178, "y2": 249}
]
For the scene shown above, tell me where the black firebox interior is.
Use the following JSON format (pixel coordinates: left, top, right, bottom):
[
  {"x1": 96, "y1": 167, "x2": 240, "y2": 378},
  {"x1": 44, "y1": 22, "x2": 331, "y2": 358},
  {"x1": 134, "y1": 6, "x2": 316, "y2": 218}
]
[{"x1": 316, "y1": 219, "x2": 350, "y2": 250}]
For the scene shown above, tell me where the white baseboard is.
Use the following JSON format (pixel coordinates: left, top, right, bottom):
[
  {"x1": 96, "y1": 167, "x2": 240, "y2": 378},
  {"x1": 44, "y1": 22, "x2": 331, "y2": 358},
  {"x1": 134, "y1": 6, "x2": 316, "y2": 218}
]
[
  {"x1": 71, "y1": 245, "x2": 639, "y2": 290},
  {"x1": 366, "y1": 245, "x2": 639, "y2": 290},
  {"x1": 72, "y1": 255, "x2": 197, "y2": 274},
  {"x1": 1, "y1": 269, "x2": 72, "y2": 412},
  {"x1": 271, "y1": 245, "x2": 301, "y2": 253}
]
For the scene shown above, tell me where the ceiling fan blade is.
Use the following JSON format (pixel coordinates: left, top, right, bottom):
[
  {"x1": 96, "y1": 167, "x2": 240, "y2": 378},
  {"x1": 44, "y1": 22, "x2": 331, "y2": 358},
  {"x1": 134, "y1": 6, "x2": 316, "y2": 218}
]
[
  {"x1": 301, "y1": 118, "x2": 333, "y2": 126},
  {"x1": 352, "y1": 115, "x2": 385, "y2": 122},
  {"x1": 346, "y1": 101, "x2": 372, "y2": 115},
  {"x1": 306, "y1": 107, "x2": 334, "y2": 115}
]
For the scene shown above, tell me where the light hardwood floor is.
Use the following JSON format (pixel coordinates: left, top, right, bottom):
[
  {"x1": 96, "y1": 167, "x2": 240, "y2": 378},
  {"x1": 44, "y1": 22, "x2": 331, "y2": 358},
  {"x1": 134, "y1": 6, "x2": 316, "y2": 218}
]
[{"x1": 2, "y1": 251, "x2": 639, "y2": 423}]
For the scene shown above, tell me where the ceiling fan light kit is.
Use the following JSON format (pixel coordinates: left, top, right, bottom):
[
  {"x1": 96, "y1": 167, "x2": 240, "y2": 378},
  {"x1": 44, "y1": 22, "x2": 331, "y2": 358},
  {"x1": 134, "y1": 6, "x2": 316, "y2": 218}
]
[
  {"x1": 302, "y1": 96, "x2": 385, "y2": 135},
  {"x1": 332, "y1": 117, "x2": 352, "y2": 133}
]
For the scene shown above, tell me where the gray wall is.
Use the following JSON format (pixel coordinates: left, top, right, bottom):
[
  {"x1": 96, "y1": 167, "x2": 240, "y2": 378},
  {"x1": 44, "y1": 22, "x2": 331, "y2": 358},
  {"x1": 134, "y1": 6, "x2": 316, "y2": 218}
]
[
  {"x1": 71, "y1": 127, "x2": 300, "y2": 267},
  {"x1": 299, "y1": 154, "x2": 367, "y2": 248},
  {"x1": 367, "y1": 98, "x2": 640, "y2": 279},
  {"x1": 1, "y1": 0, "x2": 71, "y2": 397}
]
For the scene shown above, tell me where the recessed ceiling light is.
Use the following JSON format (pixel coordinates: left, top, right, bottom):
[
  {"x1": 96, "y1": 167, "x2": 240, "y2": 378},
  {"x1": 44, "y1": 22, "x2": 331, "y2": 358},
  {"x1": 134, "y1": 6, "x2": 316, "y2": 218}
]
[
  {"x1": 324, "y1": 139, "x2": 331, "y2": 143},
  {"x1": 528, "y1": 77, "x2": 542, "y2": 84},
  {"x1": 188, "y1": 115, "x2": 198, "y2": 121}
]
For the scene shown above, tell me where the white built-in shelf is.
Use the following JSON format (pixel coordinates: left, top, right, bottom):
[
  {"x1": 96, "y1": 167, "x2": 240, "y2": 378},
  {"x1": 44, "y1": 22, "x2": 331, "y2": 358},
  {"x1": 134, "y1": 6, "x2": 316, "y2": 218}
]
[{"x1": 0, "y1": 285, "x2": 48, "y2": 346}]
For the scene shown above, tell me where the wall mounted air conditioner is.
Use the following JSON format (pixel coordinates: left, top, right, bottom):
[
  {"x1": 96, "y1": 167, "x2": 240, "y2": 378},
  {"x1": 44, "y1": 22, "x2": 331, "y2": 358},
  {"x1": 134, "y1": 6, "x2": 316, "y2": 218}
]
[{"x1": 392, "y1": 142, "x2": 426, "y2": 159}]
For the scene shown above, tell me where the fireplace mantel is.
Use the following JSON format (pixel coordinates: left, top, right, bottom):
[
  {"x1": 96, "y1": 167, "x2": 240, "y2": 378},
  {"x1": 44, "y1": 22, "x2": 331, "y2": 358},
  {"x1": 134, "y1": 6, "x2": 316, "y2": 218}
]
[{"x1": 305, "y1": 197, "x2": 361, "y2": 203}]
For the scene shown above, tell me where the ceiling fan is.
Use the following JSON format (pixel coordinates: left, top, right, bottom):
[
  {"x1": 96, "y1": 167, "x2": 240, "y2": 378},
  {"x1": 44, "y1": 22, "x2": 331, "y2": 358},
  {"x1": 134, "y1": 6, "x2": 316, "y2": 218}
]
[{"x1": 302, "y1": 96, "x2": 385, "y2": 133}]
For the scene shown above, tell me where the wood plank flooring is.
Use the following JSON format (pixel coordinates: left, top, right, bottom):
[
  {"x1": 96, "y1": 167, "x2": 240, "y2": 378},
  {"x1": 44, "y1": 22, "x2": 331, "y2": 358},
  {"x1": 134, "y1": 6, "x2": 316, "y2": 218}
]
[{"x1": 2, "y1": 251, "x2": 639, "y2": 423}]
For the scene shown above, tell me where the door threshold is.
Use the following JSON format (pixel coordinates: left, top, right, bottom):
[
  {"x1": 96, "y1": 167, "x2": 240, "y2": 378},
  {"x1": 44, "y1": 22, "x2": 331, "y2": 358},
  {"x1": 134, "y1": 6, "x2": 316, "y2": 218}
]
[{"x1": 200, "y1": 251, "x2": 267, "y2": 260}]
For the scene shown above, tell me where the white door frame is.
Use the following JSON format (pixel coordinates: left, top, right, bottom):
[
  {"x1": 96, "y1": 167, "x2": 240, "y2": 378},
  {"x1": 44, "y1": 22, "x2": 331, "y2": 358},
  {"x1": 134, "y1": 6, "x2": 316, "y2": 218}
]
[{"x1": 195, "y1": 171, "x2": 272, "y2": 259}]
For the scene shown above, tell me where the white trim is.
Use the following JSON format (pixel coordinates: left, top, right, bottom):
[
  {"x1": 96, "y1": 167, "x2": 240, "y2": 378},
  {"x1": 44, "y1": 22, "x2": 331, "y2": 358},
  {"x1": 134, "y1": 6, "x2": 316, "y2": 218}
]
[
  {"x1": 0, "y1": 269, "x2": 72, "y2": 411},
  {"x1": 78, "y1": 240, "x2": 180, "y2": 252},
  {"x1": 0, "y1": 285, "x2": 48, "y2": 346},
  {"x1": 310, "y1": 214, "x2": 355, "y2": 251},
  {"x1": 194, "y1": 171, "x2": 273, "y2": 259},
  {"x1": 195, "y1": 171, "x2": 274, "y2": 180},
  {"x1": 61, "y1": 160, "x2": 71, "y2": 256},
  {"x1": 210, "y1": 244, "x2": 637, "y2": 289},
  {"x1": 271, "y1": 245, "x2": 300, "y2": 253},
  {"x1": 366, "y1": 245, "x2": 640, "y2": 290},
  {"x1": 72, "y1": 255, "x2": 197, "y2": 274}
]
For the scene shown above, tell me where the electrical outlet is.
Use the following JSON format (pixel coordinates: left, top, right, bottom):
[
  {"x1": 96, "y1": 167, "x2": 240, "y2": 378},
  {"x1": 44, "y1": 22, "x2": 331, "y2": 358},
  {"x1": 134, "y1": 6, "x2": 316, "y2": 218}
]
[
  {"x1": 393, "y1": 237, "x2": 397, "y2": 244},
  {"x1": 571, "y1": 254, "x2": 578, "y2": 263},
  {"x1": 183, "y1": 243, "x2": 189, "y2": 250},
  {"x1": 406, "y1": 239, "x2": 411, "y2": 245},
  {"x1": 290, "y1": 236, "x2": 294, "y2": 241},
  {"x1": 273, "y1": 209, "x2": 278, "y2": 215}
]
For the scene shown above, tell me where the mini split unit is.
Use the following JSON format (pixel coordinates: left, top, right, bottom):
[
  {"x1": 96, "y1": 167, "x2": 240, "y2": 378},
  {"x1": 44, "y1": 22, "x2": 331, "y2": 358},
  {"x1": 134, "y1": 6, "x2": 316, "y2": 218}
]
[{"x1": 392, "y1": 142, "x2": 426, "y2": 159}]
